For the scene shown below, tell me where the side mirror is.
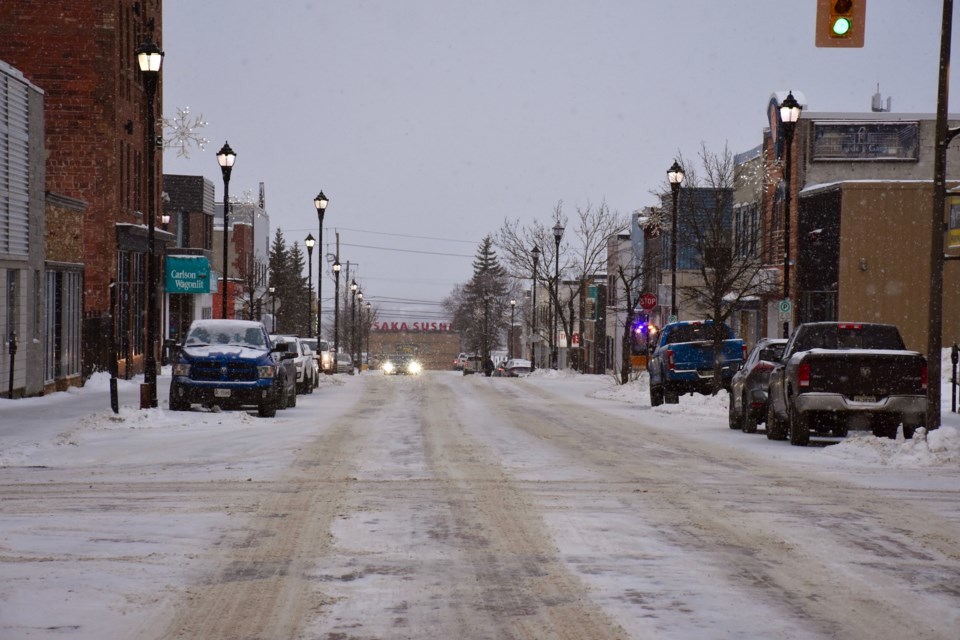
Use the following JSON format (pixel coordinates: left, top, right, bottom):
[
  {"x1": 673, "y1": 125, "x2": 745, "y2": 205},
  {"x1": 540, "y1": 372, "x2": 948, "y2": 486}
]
[{"x1": 272, "y1": 342, "x2": 289, "y2": 353}]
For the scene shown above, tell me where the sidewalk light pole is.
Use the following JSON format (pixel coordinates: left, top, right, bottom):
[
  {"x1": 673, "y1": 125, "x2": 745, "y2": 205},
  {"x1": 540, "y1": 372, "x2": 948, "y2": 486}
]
[
  {"x1": 350, "y1": 280, "x2": 358, "y2": 370},
  {"x1": 333, "y1": 261, "x2": 341, "y2": 364},
  {"x1": 217, "y1": 142, "x2": 237, "y2": 319},
  {"x1": 136, "y1": 38, "x2": 163, "y2": 408},
  {"x1": 314, "y1": 191, "x2": 328, "y2": 338},
  {"x1": 304, "y1": 233, "x2": 315, "y2": 337},
  {"x1": 779, "y1": 91, "x2": 802, "y2": 339},
  {"x1": 667, "y1": 160, "x2": 684, "y2": 320},
  {"x1": 510, "y1": 299, "x2": 516, "y2": 359},
  {"x1": 531, "y1": 245, "x2": 540, "y2": 369},
  {"x1": 552, "y1": 222, "x2": 564, "y2": 368},
  {"x1": 268, "y1": 285, "x2": 276, "y2": 332},
  {"x1": 356, "y1": 289, "x2": 363, "y2": 367}
]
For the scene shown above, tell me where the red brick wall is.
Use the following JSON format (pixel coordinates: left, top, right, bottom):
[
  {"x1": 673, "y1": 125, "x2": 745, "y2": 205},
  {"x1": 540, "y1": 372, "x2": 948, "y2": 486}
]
[{"x1": 0, "y1": 0, "x2": 163, "y2": 316}]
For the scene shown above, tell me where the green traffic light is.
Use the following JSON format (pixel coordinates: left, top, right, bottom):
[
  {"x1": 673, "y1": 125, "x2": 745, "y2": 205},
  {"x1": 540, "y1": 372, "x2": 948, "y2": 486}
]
[{"x1": 832, "y1": 16, "x2": 852, "y2": 36}]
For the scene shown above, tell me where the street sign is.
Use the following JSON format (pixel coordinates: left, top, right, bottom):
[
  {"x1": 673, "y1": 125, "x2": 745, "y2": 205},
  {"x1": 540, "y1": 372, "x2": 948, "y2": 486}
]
[
  {"x1": 778, "y1": 299, "x2": 793, "y2": 314},
  {"x1": 668, "y1": 314, "x2": 678, "y2": 324},
  {"x1": 639, "y1": 292, "x2": 658, "y2": 310}
]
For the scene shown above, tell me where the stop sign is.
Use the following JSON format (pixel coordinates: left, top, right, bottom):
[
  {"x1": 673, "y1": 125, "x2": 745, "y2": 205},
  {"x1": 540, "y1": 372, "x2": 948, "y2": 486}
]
[{"x1": 639, "y1": 292, "x2": 658, "y2": 310}]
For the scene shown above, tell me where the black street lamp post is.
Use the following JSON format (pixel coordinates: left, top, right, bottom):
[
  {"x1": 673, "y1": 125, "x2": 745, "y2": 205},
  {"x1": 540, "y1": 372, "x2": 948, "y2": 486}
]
[
  {"x1": 365, "y1": 301, "x2": 372, "y2": 365},
  {"x1": 531, "y1": 245, "x2": 540, "y2": 370},
  {"x1": 667, "y1": 161, "x2": 685, "y2": 321},
  {"x1": 314, "y1": 191, "x2": 328, "y2": 338},
  {"x1": 304, "y1": 233, "x2": 315, "y2": 338},
  {"x1": 356, "y1": 289, "x2": 363, "y2": 367},
  {"x1": 779, "y1": 91, "x2": 802, "y2": 339},
  {"x1": 510, "y1": 299, "x2": 516, "y2": 360},
  {"x1": 217, "y1": 142, "x2": 237, "y2": 319},
  {"x1": 350, "y1": 280, "x2": 358, "y2": 370},
  {"x1": 552, "y1": 222, "x2": 564, "y2": 369},
  {"x1": 333, "y1": 261, "x2": 341, "y2": 366},
  {"x1": 136, "y1": 39, "x2": 163, "y2": 409}
]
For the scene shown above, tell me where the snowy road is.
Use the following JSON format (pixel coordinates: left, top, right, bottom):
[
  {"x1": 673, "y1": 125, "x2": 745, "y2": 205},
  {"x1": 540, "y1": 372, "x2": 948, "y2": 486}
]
[{"x1": 1, "y1": 370, "x2": 959, "y2": 639}]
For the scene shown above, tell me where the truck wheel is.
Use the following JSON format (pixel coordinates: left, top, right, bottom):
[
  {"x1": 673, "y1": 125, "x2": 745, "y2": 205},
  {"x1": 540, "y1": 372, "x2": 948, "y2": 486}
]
[
  {"x1": 742, "y1": 394, "x2": 758, "y2": 434},
  {"x1": 727, "y1": 392, "x2": 740, "y2": 430},
  {"x1": 766, "y1": 403, "x2": 787, "y2": 440},
  {"x1": 650, "y1": 384, "x2": 664, "y2": 407},
  {"x1": 169, "y1": 385, "x2": 190, "y2": 411},
  {"x1": 872, "y1": 418, "x2": 897, "y2": 439},
  {"x1": 258, "y1": 396, "x2": 277, "y2": 418},
  {"x1": 664, "y1": 384, "x2": 680, "y2": 404},
  {"x1": 789, "y1": 407, "x2": 810, "y2": 446},
  {"x1": 902, "y1": 422, "x2": 922, "y2": 440}
]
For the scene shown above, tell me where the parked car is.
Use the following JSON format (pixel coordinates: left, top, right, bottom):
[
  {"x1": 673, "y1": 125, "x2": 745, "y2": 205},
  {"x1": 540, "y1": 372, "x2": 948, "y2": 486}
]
[
  {"x1": 453, "y1": 352, "x2": 470, "y2": 371},
  {"x1": 727, "y1": 338, "x2": 787, "y2": 433},
  {"x1": 336, "y1": 352, "x2": 354, "y2": 374},
  {"x1": 302, "y1": 338, "x2": 335, "y2": 376},
  {"x1": 502, "y1": 358, "x2": 532, "y2": 377},
  {"x1": 382, "y1": 354, "x2": 423, "y2": 375},
  {"x1": 271, "y1": 335, "x2": 315, "y2": 394},
  {"x1": 168, "y1": 319, "x2": 295, "y2": 417},
  {"x1": 462, "y1": 355, "x2": 483, "y2": 375},
  {"x1": 767, "y1": 322, "x2": 927, "y2": 446},
  {"x1": 647, "y1": 320, "x2": 746, "y2": 406}
]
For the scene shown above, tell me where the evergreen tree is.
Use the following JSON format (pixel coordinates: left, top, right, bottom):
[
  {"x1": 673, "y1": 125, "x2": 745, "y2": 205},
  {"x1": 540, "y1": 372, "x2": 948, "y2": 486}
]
[
  {"x1": 268, "y1": 228, "x2": 290, "y2": 333},
  {"x1": 283, "y1": 242, "x2": 310, "y2": 335},
  {"x1": 459, "y1": 236, "x2": 509, "y2": 364}
]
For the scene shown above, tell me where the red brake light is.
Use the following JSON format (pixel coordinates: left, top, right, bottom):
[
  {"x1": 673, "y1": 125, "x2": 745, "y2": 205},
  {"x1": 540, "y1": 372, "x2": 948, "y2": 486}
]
[
  {"x1": 798, "y1": 362, "x2": 811, "y2": 388},
  {"x1": 837, "y1": 323, "x2": 862, "y2": 330},
  {"x1": 667, "y1": 349, "x2": 675, "y2": 370},
  {"x1": 754, "y1": 362, "x2": 773, "y2": 373},
  {"x1": 921, "y1": 361, "x2": 928, "y2": 391},
  {"x1": 742, "y1": 344, "x2": 747, "y2": 362}
]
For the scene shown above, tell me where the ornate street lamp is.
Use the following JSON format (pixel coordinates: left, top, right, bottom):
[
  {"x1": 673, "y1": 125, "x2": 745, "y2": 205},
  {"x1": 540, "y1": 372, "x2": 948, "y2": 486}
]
[
  {"x1": 136, "y1": 38, "x2": 163, "y2": 409},
  {"x1": 356, "y1": 289, "x2": 363, "y2": 367},
  {"x1": 365, "y1": 301, "x2": 372, "y2": 367},
  {"x1": 667, "y1": 160, "x2": 685, "y2": 321},
  {"x1": 350, "y1": 280, "x2": 358, "y2": 371},
  {"x1": 552, "y1": 222, "x2": 564, "y2": 369},
  {"x1": 314, "y1": 191, "x2": 328, "y2": 338},
  {"x1": 304, "y1": 233, "x2": 315, "y2": 337},
  {"x1": 510, "y1": 299, "x2": 516, "y2": 360},
  {"x1": 530, "y1": 245, "x2": 540, "y2": 370},
  {"x1": 779, "y1": 91, "x2": 802, "y2": 339},
  {"x1": 333, "y1": 260, "x2": 341, "y2": 366},
  {"x1": 217, "y1": 141, "x2": 237, "y2": 319}
]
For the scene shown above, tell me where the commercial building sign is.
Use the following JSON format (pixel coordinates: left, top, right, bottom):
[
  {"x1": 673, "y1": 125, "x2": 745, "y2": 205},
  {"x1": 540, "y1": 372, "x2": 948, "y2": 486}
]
[
  {"x1": 373, "y1": 322, "x2": 452, "y2": 332},
  {"x1": 165, "y1": 255, "x2": 211, "y2": 294},
  {"x1": 811, "y1": 121, "x2": 919, "y2": 162}
]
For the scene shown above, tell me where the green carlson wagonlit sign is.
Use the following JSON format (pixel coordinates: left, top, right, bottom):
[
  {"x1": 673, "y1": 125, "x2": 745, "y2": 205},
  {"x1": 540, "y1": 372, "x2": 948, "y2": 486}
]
[{"x1": 165, "y1": 255, "x2": 211, "y2": 294}]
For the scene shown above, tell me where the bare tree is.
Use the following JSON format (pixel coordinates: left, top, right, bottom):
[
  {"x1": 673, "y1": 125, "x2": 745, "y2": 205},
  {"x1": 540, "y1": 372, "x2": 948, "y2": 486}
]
[
  {"x1": 672, "y1": 143, "x2": 777, "y2": 393},
  {"x1": 608, "y1": 235, "x2": 658, "y2": 385},
  {"x1": 494, "y1": 201, "x2": 625, "y2": 368}
]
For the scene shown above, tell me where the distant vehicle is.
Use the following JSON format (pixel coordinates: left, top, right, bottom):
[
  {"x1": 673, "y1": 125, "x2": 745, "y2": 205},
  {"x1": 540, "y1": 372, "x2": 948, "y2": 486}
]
[
  {"x1": 767, "y1": 322, "x2": 927, "y2": 445},
  {"x1": 382, "y1": 354, "x2": 423, "y2": 375},
  {"x1": 302, "y1": 338, "x2": 335, "y2": 376},
  {"x1": 271, "y1": 335, "x2": 315, "y2": 394},
  {"x1": 502, "y1": 358, "x2": 532, "y2": 377},
  {"x1": 647, "y1": 320, "x2": 745, "y2": 406},
  {"x1": 462, "y1": 355, "x2": 483, "y2": 375},
  {"x1": 728, "y1": 339, "x2": 787, "y2": 433},
  {"x1": 335, "y1": 352, "x2": 354, "y2": 374},
  {"x1": 453, "y1": 352, "x2": 470, "y2": 371},
  {"x1": 168, "y1": 319, "x2": 295, "y2": 417}
]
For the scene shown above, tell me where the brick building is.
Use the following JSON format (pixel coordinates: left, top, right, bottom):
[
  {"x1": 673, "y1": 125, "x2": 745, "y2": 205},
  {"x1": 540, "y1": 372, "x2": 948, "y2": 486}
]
[{"x1": 0, "y1": 0, "x2": 167, "y2": 378}]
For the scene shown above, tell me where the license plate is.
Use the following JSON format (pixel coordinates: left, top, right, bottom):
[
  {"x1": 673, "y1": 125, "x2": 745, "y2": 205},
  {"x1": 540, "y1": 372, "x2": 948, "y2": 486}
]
[
  {"x1": 214, "y1": 388, "x2": 231, "y2": 398},
  {"x1": 853, "y1": 395, "x2": 875, "y2": 403}
]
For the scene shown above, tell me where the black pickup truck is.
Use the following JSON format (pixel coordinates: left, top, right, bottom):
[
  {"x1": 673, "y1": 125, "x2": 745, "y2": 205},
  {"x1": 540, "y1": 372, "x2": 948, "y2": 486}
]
[{"x1": 766, "y1": 322, "x2": 927, "y2": 446}]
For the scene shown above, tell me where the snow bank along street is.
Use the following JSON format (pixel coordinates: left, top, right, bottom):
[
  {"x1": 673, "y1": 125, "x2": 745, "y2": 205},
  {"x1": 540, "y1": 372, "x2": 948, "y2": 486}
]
[{"x1": 1, "y1": 368, "x2": 959, "y2": 639}]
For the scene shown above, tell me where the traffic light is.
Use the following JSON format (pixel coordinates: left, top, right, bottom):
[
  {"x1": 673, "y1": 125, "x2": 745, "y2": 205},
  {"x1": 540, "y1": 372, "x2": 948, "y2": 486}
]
[{"x1": 815, "y1": 0, "x2": 865, "y2": 48}]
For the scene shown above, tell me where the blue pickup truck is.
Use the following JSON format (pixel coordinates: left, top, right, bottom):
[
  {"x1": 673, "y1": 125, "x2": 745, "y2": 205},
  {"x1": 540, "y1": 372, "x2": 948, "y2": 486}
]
[
  {"x1": 168, "y1": 319, "x2": 295, "y2": 417},
  {"x1": 647, "y1": 320, "x2": 745, "y2": 406}
]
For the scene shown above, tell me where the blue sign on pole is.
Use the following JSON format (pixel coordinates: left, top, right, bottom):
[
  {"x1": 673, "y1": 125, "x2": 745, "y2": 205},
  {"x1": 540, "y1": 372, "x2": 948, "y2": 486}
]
[{"x1": 165, "y1": 256, "x2": 211, "y2": 294}]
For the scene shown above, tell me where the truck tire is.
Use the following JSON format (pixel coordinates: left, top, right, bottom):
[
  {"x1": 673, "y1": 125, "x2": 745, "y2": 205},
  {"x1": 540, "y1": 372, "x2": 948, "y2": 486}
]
[
  {"x1": 169, "y1": 385, "x2": 190, "y2": 412},
  {"x1": 258, "y1": 396, "x2": 277, "y2": 418},
  {"x1": 789, "y1": 407, "x2": 810, "y2": 446},
  {"x1": 650, "y1": 384, "x2": 664, "y2": 407},
  {"x1": 766, "y1": 403, "x2": 787, "y2": 440},
  {"x1": 728, "y1": 392, "x2": 740, "y2": 429},
  {"x1": 742, "y1": 393, "x2": 758, "y2": 434},
  {"x1": 664, "y1": 384, "x2": 680, "y2": 405},
  {"x1": 872, "y1": 417, "x2": 897, "y2": 439},
  {"x1": 902, "y1": 422, "x2": 922, "y2": 440}
]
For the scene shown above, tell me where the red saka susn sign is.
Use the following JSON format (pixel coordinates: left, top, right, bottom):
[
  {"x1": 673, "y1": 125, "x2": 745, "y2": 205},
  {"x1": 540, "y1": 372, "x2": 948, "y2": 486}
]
[{"x1": 373, "y1": 322, "x2": 453, "y2": 332}]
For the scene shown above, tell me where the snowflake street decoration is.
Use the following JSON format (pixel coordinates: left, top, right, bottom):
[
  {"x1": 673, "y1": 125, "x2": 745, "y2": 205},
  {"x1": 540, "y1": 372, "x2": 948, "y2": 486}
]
[{"x1": 162, "y1": 107, "x2": 209, "y2": 158}]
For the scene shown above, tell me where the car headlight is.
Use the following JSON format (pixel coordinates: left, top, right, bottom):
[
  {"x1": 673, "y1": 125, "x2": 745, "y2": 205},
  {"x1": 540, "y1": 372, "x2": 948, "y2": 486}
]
[
  {"x1": 383, "y1": 361, "x2": 395, "y2": 373},
  {"x1": 408, "y1": 360, "x2": 422, "y2": 374},
  {"x1": 257, "y1": 365, "x2": 276, "y2": 379},
  {"x1": 173, "y1": 363, "x2": 191, "y2": 376}
]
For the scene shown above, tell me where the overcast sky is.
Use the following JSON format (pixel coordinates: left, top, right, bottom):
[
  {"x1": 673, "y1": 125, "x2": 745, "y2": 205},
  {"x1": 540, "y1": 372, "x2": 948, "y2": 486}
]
[{"x1": 161, "y1": 1, "x2": 960, "y2": 323}]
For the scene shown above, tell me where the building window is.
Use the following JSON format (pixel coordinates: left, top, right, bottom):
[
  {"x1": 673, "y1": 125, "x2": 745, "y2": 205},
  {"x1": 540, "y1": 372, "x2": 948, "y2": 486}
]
[{"x1": 0, "y1": 71, "x2": 31, "y2": 256}]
